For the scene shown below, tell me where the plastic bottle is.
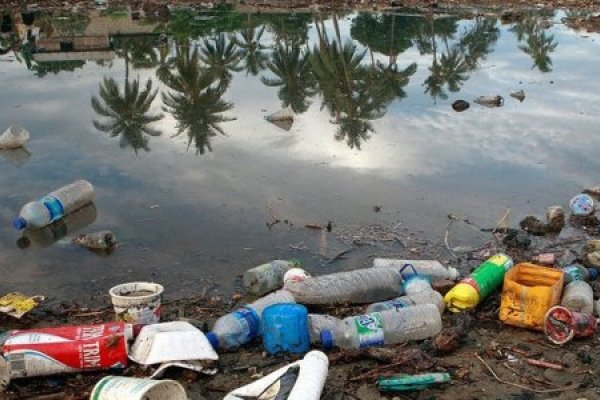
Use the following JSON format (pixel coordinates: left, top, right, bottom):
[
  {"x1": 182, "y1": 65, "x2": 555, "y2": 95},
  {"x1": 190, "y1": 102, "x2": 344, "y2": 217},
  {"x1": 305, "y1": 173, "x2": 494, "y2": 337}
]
[
  {"x1": 561, "y1": 264, "x2": 598, "y2": 283},
  {"x1": 16, "y1": 203, "x2": 97, "y2": 249},
  {"x1": 373, "y1": 259, "x2": 460, "y2": 281},
  {"x1": 284, "y1": 267, "x2": 404, "y2": 305},
  {"x1": 0, "y1": 126, "x2": 30, "y2": 149},
  {"x1": 444, "y1": 254, "x2": 513, "y2": 312},
  {"x1": 308, "y1": 314, "x2": 342, "y2": 344},
  {"x1": 366, "y1": 291, "x2": 445, "y2": 314},
  {"x1": 243, "y1": 260, "x2": 301, "y2": 296},
  {"x1": 205, "y1": 290, "x2": 295, "y2": 349},
  {"x1": 561, "y1": 281, "x2": 594, "y2": 314},
  {"x1": 13, "y1": 180, "x2": 95, "y2": 230},
  {"x1": 318, "y1": 304, "x2": 442, "y2": 350}
]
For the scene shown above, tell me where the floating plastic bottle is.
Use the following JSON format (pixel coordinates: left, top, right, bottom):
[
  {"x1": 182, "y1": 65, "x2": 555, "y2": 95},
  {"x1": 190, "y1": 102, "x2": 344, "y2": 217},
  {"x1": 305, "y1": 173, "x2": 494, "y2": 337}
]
[
  {"x1": 561, "y1": 264, "x2": 598, "y2": 283},
  {"x1": 284, "y1": 267, "x2": 404, "y2": 305},
  {"x1": 373, "y1": 259, "x2": 460, "y2": 281},
  {"x1": 0, "y1": 126, "x2": 30, "y2": 149},
  {"x1": 13, "y1": 180, "x2": 95, "y2": 230},
  {"x1": 366, "y1": 291, "x2": 445, "y2": 314},
  {"x1": 444, "y1": 254, "x2": 513, "y2": 312},
  {"x1": 243, "y1": 259, "x2": 301, "y2": 296},
  {"x1": 561, "y1": 281, "x2": 594, "y2": 314},
  {"x1": 318, "y1": 304, "x2": 442, "y2": 350},
  {"x1": 205, "y1": 290, "x2": 295, "y2": 350}
]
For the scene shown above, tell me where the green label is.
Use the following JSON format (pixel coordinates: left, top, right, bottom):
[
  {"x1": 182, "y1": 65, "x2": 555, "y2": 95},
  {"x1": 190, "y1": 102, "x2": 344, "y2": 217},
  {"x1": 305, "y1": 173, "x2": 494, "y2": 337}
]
[
  {"x1": 354, "y1": 313, "x2": 384, "y2": 348},
  {"x1": 469, "y1": 254, "x2": 513, "y2": 298}
]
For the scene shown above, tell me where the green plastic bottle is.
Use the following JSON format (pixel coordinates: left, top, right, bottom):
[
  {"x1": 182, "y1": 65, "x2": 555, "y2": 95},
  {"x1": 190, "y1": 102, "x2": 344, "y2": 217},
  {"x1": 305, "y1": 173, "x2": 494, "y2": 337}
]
[
  {"x1": 378, "y1": 372, "x2": 451, "y2": 392},
  {"x1": 444, "y1": 254, "x2": 513, "y2": 312}
]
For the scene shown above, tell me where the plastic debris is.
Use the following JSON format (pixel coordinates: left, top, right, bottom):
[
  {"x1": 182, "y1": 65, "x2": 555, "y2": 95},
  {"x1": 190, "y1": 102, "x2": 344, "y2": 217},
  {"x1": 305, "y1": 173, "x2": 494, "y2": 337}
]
[
  {"x1": 90, "y1": 376, "x2": 187, "y2": 400},
  {"x1": 149, "y1": 360, "x2": 217, "y2": 379},
  {"x1": 510, "y1": 89, "x2": 526, "y2": 102},
  {"x1": 265, "y1": 107, "x2": 295, "y2": 131},
  {"x1": 263, "y1": 304, "x2": 310, "y2": 355},
  {"x1": 0, "y1": 126, "x2": 30, "y2": 149},
  {"x1": 73, "y1": 230, "x2": 117, "y2": 250},
  {"x1": 283, "y1": 267, "x2": 311, "y2": 285},
  {"x1": 0, "y1": 292, "x2": 44, "y2": 318},
  {"x1": 474, "y1": 95, "x2": 504, "y2": 107},
  {"x1": 544, "y1": 305, "x2": 597, "y2": 345},
  {"x1": 378, "y1": 372, "x2": 451, "y2": 392},
  {"x1": 224, "y1": 350, "x2": 328, "y2": 400},
  {"x1": 129, "y1": 321, "x2": 218, "y2": 365},
  {"x1": 109, "y1": 282, "x2": 164, "y2": 325},
  {"x1": 569, "y1": 194, "x2": 595, "y2": 216},
  {"x1": 451, "y1": 100, "x2": 470, "y2": 112}
]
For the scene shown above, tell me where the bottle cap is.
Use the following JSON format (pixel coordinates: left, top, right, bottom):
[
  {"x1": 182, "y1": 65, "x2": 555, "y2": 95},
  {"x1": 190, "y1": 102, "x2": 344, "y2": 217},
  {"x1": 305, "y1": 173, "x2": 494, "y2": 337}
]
[
  {"x1": 588, "y1": 268, "x2": 598, "y2": 281},
  {"x1": 13, "y1": 217, "x2": 27, "y2": 230},
  {"x1": 205, "y1": 332, "x2": 219, "y2": 350},
  {"x1": 320, "y1": 330, "x2": 334, "y2": 350}
]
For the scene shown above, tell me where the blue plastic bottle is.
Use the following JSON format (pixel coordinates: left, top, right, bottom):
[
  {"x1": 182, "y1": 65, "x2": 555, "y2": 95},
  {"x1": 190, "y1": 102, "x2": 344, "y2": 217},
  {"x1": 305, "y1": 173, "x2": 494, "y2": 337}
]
[{"x1": 262, "y1": 303, "x2": 309, "y2": 355}]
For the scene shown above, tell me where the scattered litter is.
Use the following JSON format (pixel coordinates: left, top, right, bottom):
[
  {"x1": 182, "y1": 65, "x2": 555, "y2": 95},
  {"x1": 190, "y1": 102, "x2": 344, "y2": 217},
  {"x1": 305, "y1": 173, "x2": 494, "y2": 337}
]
[
  {"x1": 0, "y1": 292, "x2": 44, "y2": 318},
  {"x1": 129, "y1": 321, "x2": 218, "y2": 365},
  {"x1": 90, "y1": 376, "x2": 187, "y2": 400},
  {"x1": 474, "y1": 95, "x2": 504, "y2": 107},
  {"x1": 510, "y1": 89, "x2": 526, "y2": 102},
  {"x1": 378, "y1": 372, "x2": 451, "y2": 392},
  {"x1": 243, "y1": 259, "x2": 301, "y2": 296},
  {"x1": 109, "y1": 282, "x2": 164, "y2": 325},
  {"x1": 452, "y1": 100, "x2": 470, "y2": 112},
  {"x1": 544, "y1": 305, "x2": 597, "y2": 345},
  {"x1": 561, "y1": 280, "x2": 594, "y2": 313},
  {"x1": 149, "y1": 360, "x2": 218, "y2": 379},
  {"x1": 73, "y1": 230, "x2": 117, "y2": 250},
  {"x1": 0, "y1": 126, "x2": 29, "y2": 149}
]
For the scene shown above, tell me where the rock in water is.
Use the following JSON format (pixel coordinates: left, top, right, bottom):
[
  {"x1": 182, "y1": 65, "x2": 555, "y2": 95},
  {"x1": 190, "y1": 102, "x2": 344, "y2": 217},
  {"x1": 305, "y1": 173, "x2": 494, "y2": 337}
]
[
  {"x1": 73, "y1": 231, "x2": 117, "y2": 250},
  {"x1": 546, "y1": 205, "x2": 565, "y2": 233},
  {"x1": 519, "y1": 216, "x2": 547, "y2": 236},
  {"x1": 510, "y1": 89, "x2": 526, "y2": 102},
  {"x1": 452, "y1": 100, "x2": 470, "y2": 112}
]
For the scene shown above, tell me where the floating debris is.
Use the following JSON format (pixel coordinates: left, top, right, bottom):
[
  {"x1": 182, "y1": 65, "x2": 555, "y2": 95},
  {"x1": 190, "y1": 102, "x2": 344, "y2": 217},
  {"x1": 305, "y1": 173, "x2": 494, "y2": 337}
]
[
  {"x1": 510, "y1": 89, "x2": 526, "y2": 102},
  {"x1": 474, "y1": 95, "x2": 504, "y2": 107},
  {"x1": 0, "y1": 126, "x2": 30, "y2": 149},
  {"x1": 73, "y1": 230, "x2": 117, "y2": 250},
  {"x1": 452, "y1": 100, "x2": 470, "y2": 112}
]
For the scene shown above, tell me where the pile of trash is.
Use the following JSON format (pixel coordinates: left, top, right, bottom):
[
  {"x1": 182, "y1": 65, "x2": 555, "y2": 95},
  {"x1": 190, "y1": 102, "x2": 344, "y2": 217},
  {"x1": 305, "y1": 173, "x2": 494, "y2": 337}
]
[{"x1": 5, "y1": 156, "x2": 600, "y2": 398}]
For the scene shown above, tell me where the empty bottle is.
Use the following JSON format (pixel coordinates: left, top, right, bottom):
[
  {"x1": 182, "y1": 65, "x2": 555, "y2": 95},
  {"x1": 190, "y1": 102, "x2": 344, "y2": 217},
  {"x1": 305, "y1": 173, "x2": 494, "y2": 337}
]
[
  {"x1": 561, "y1": 281, "x2": 594, "y2": 314},
  {"x1": 284, "y1": 268, "x2": 403, "y2": 305},
  {"x1": 400, "y1": 264, "x2": 434, "y2": 295},
  {"x1": 0, "y1": 125, "x2": 30, "y2": 149},
  {"x1": 13, "y1": 180, "x2": 95, "y2": 230},
  {"x1": 308, "y1": 314, "x2": 342, "y2": 344},
  {"x1": 205, "y1": 290, "x2": 295, "y2": 350},
  {"x1": 243, "y1": 259, "x2": 302, "y2": 296},
  {"x1": 561, "y1": 264, "x2": 598, "y2": 283},
  {"x1": 318, "y1": 304, "x2": 442, "y2": 350},
  {"x1": 444, "y1": 254, "x2": 513, "y2": 312},
  {"x1": 373, "y1": 259, "x2": 460, "y2": 281},
  {"x1": 366, "y1": 290, "x2": 445, "y2": 314}
]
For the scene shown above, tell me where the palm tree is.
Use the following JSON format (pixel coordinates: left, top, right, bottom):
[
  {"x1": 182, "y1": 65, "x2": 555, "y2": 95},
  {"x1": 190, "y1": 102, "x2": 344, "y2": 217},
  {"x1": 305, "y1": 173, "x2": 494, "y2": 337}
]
[
  {"x1": 231, "y1": 26, "x2": 269, "y2": 76},
  {"x1": 199, "y1": 33, "x2": 243, "y2": 89},
  {"x1": 161, "y1": 46, "x2": 235, "y2": 154},
  {"x1": 91, "y1": 77, "x2": 163, "y2": 154},
  {"x1": 261, "y1": 43, "x2": 316, "y2": 113}
]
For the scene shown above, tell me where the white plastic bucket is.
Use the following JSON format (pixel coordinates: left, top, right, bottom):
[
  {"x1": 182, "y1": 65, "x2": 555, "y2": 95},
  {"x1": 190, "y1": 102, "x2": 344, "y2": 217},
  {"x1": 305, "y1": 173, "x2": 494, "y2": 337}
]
[
  {"x1": 109, "y1": 282, "x2": 164, "y2": 325},
  {"x1": 90, "y1": 376, "x2": 187, "y2": 400}
]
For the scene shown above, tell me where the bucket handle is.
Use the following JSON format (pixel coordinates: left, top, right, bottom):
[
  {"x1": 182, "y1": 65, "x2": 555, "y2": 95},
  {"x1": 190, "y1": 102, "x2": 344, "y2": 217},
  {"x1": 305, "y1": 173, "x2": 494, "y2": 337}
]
[{"x1": 399, "y1": 263, "x2": 418, "y2": 278}]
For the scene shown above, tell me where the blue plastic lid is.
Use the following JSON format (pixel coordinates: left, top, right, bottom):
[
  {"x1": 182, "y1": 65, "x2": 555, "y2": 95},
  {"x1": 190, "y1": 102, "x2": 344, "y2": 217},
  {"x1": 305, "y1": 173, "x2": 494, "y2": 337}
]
[
  {"x1": 588, "y1": 268, "x2": 598, "y2": 281},
  {"x1": 205, "y1": 332, "x2": 219, "y2": 350},
  {"x1": 320, "y1": 330, "x2": 334, "y2": 350},
  {"x1": 13, "y1": 217, "x2": 27, "y2": 230}
]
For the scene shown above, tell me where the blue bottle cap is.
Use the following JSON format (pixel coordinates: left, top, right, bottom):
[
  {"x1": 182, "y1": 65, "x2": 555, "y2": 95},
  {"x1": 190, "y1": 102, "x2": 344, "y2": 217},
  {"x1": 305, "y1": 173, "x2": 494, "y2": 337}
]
[
  {"x1": 205, "y1": 332, "x2": 219, "y2": 350},
  {"x1": 13, "y1": 217, "x2": 27, "y2": 230},
  {"x1": 588, "y1": 268, "x2": 598, "y2": 281},
  {"x1": 320, "y1": 330, "x2": 334, "y2": 350}
]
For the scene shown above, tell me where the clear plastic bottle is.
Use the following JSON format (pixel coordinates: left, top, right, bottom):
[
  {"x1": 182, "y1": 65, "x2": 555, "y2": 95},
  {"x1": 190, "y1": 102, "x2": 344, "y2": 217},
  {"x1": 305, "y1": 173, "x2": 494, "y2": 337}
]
[
  {"x1": 284, "y1": 268, "x2": 403, "y2": 305},
  {"x1": 373, "y1": 259, "x2": 460, "y2": 281},
  {"x1": 318, "y1": 304, "x2": 442, "y2": 350},
  {"x1": 308, "y1": 314, "x2": 341, "y2": 344},
  {"x1": 243, "y1": 260, "x2": 301, "y2": 296},
  {"x1": 205, "y1": 290, "x2": 295, "y2": 349},
  {"x1": 561, "y1": 264, "x2": 598, "y2": 283},
  {"x1": 13, "y1": 180, "x2": 95, "y2": 230},
  {"x1": 561, "y1": 281, "x2": 594, "y2": 314},
  {"x1": 365, "y1": 290, "x2": 445, "y2": 314}
]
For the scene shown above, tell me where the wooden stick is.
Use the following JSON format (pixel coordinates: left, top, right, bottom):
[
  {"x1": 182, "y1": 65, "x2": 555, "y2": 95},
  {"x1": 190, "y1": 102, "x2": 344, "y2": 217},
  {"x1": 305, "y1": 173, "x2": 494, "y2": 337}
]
[{"x1": 526, "y1": 359, "x2": 564, "y2": 371}]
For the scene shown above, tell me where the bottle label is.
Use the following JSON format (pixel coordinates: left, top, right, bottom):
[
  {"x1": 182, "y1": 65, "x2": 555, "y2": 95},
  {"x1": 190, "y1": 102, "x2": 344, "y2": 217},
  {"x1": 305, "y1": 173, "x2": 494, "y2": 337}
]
[
  {"x1": 354, "y1": 313, "x2": 384, "y2": 348},
  {"x1": 488, "y1": 254, "x2": 513, "y2": 271},
  {"x1": 563, "y1": 266, "x2": 584, "y2": 282},
  {"x1": 233, "y1": 307, "x2": 260, "y2": 341},
  {"x1": 41, "y1": 196, "x2": 65, "y2": 222}
]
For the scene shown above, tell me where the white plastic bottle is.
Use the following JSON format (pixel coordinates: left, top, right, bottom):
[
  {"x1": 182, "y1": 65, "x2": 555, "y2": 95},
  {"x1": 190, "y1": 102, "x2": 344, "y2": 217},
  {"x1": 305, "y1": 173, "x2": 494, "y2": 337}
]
[
  {"x1": 284, "y1": 267, "x2": 403, "y2": 305},
  {"x1": 561, "y1": 281, "x2": 594, "y2": 314},
  {"x1": 13, "y1": 180, "x2": 95, "y2": 230},
  {"x1": 243, "y1": 260, "x2": 301, "y2": 296},
  {"x1": 373, "y1": 259, "x2": 460, "y2": 281},
  {"x1": 205, "y1": 290, "x2": 295, "y2": 349},
  {"x1": 366, "y1": 290, "x2": 445, "y2": 313},
  {"x1": 318, "y1": 304, "x2": 442, "y2": 350}
]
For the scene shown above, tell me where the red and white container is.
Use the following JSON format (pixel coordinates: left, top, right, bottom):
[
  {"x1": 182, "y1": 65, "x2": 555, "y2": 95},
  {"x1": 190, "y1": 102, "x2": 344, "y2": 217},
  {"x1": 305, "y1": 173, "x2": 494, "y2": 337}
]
[{"x1": 1, "y1": 322, "x2": 131, "y2": 381}]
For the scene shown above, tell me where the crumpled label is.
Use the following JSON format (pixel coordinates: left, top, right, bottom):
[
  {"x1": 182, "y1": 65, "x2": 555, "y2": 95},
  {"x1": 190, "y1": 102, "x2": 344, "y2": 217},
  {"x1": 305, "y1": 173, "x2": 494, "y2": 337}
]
[{"x1": 0, "y1": 292, "x2": 44, "y2": 319}]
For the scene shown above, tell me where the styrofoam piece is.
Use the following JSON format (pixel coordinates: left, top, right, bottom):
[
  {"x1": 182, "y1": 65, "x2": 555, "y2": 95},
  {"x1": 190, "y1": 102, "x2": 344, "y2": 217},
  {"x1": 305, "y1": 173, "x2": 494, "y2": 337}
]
[
  {"x1": 0, "y1": 126, "x2": 30, "y2": 149},
  {"x1": 149, "y1": 360, "x2": 218, "y2": 379},
  {"x1": 129, "y1": 321, "x2": 218, "y2": 365},
  {"x1": 224, "y1": 350, "x2": 328, "y2": 400},
  {"x1": 90, "y1": 376, "x2": 187, "y2": 400}
]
